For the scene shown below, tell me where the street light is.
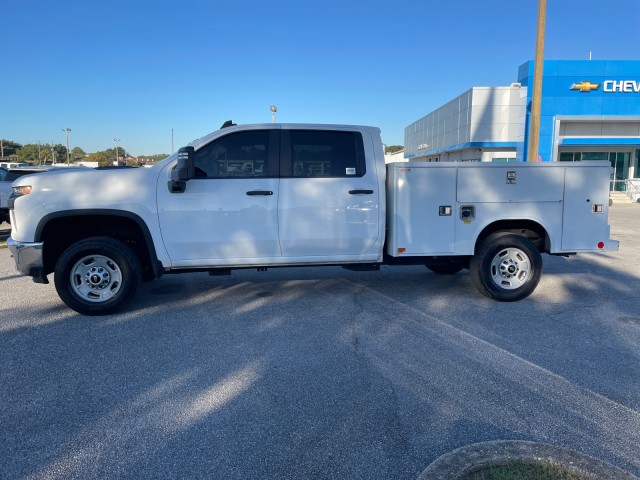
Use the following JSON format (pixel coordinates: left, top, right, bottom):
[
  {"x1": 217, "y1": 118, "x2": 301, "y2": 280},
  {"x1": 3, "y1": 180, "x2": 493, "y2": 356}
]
[
  {"x1": 270, "y1": 105, "x2": 277, "y2": 123},
  {"x1": 114, "y1": 138, "x2": 120, "y2": 165},
  {"x1": 61, "y1": 128, "x2": 71, "y2": 164}
]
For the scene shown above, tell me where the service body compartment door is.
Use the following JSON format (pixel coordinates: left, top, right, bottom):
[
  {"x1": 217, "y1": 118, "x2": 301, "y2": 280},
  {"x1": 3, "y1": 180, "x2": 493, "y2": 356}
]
[
  {"x1": 457, "y1": 164, "x2": 565, "y2": 203},
  {"x1": 561, "y1": 163, "x2": 611, "y2": 251},
  {"x1": 387, "y1": 164, "x2": 457, "y2": 255}
]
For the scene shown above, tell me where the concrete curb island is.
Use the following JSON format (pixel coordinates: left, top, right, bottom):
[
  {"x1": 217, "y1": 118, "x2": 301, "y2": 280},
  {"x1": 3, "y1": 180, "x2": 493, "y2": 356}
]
[{"x1": 417, "y1": 440, "x2": 639, "y2": 480}]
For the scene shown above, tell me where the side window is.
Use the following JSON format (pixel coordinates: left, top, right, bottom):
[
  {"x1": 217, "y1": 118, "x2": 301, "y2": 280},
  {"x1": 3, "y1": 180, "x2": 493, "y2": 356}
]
[
  {"x1": 286, "y1": 130, "x2": 365, "y2": 178},
  {"x1": 193, "y1": 130, "x2": 272, "y2": 179},
  {"x1": 0, "y1": 168, "x2": 7, "y2": 181}
]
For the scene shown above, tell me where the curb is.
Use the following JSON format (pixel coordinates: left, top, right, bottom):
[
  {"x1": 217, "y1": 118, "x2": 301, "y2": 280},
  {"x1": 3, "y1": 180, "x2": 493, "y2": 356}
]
[{"x1": 417, "y1": 440, "x2": 639, "y2": 480}]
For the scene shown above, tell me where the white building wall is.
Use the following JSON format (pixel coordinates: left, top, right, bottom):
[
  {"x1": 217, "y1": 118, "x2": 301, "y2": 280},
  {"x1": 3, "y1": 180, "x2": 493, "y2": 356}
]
[
  {"x1": 405, "y1": 85, "x2": 525, "y2": 162},
  {"x1": 384, "y1": 150, "x2": 406, "y2": 163}
]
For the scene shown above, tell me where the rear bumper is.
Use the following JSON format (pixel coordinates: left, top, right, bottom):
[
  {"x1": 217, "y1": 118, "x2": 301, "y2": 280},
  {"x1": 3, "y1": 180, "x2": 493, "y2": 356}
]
[{"x1": 7, "y1": 237, "x2": 49, "y2": 284}]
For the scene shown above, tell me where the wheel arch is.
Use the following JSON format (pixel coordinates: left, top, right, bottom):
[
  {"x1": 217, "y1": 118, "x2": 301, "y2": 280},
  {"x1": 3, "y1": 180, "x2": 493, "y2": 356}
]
[
  {"x1": 36, "y1": 209, "x2": 162, "y2": 280},
  {"x1": 474, "y1": 219, "x2": 551, "y2": 254}
]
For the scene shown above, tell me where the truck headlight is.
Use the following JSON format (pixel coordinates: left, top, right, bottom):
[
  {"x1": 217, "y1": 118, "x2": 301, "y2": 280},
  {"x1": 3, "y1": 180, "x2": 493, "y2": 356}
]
[{"x1": 11, "y1": 185, "x2": 32, "y2": 197}]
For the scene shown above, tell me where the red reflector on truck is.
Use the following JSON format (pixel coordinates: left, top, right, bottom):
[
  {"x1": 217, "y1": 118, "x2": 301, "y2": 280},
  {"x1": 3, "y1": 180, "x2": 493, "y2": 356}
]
[{"x1": 598, "y1": 242, "x2": 605, "y2": 249}]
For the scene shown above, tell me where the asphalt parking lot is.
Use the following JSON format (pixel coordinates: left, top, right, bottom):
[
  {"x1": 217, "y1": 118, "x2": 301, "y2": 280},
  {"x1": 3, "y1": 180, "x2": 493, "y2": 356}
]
[{"x1": 1, "y1": 203, "x2": 639, "y2": 480}]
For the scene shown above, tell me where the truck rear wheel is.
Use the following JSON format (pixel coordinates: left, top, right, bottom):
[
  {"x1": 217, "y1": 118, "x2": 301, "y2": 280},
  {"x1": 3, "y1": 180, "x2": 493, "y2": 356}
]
[
  {"x1": 470, "y1": 233, "x2": 542, "y2": 301},
  {"x1": 54, "y1": 236, "x2": 143, "y2": 315}
]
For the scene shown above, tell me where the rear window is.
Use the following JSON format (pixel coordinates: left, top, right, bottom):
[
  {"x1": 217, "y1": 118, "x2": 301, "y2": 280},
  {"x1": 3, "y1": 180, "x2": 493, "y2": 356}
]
[{"x1": 284, "y1": 130, "x2": 365, "y2": 178}]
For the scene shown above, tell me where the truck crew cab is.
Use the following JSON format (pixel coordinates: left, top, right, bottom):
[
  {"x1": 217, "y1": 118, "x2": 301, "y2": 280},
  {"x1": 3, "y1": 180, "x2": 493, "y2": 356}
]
[{"x1": 7, "y1": 122, "x2": 618, "y2": 315}]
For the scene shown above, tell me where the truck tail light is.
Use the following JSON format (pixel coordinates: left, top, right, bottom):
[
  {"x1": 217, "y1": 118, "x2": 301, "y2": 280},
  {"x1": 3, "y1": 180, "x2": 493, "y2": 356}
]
[{"x1": 598, "y1": 242, "x2": 605, "y2": 249}]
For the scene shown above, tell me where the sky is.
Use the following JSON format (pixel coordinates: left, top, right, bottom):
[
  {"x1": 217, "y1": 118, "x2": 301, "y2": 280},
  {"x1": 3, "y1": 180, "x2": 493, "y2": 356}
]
[{"x1": 2, "y1": 0, "x2": 640, "y2": 156}]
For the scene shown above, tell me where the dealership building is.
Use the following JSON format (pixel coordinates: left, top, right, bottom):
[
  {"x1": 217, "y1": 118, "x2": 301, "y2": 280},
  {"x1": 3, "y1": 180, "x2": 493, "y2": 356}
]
[{"x1": 404, "y1": 60, "x2": 640, "y2": 191}]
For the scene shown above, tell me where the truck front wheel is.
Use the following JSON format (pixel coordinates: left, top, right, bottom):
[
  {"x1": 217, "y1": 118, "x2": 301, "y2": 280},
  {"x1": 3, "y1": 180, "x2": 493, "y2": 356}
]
[
  {"x1": 470, "y1": 233, "x2": 542, "y2": 301},
  {"x1": 54, "y1": 236, "x2": 143, "y2": 315}
]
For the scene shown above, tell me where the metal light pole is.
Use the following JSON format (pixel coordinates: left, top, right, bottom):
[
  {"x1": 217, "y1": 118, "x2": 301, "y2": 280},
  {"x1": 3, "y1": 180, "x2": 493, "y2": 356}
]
[
  {"x1": 527, "y1": 0, "x2": 546, "y2": 162},
  {"x1": 114, "y1": 138, "x2": 120, "y2": 165},
  {"x1": 270, "y1": 105, "x2": 277, "y2": 123},
  {"x1": 61, "y1": 128, "x2": 71, "y2": 164}
]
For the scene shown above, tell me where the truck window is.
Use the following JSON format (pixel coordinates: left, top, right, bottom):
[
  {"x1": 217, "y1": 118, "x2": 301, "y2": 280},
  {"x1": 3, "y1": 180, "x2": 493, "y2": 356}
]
[
  {"x1": 283, "y1": 130, "x2": 365, "y2": 178},
  {"x1": 193, "y1": 130, "x2": 273, "y2": 178}
]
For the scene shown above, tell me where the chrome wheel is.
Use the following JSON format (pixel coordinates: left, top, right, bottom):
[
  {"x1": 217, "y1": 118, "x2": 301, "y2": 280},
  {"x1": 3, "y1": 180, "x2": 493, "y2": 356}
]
[
  {"x1": 470, "y1": 233, "x2": 542, "y2": 302},
  {"x1": 489, "y1": 247, "x2": 531, "y2": 290},
  {"x1": 70, "y1": 254, "x2": 123, "y2": 302},
  {"x1": 55, "y1": 236, "x2": 143, "y2": 315}
]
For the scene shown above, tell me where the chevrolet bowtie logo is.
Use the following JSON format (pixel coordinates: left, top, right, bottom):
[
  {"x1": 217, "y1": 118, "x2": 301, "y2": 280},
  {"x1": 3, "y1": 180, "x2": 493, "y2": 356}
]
[{"x1": 570, "y1": 81, "x2": 600, "y2": 92}]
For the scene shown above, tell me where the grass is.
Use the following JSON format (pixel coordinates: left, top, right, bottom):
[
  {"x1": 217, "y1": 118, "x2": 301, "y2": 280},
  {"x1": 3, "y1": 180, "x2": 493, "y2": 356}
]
[
  {"x1": 460, "y1": 460, "x2": 590, "y2": 480},
  {"x1": 0, "y1": 227, "x2": 9, "y2": 248}
]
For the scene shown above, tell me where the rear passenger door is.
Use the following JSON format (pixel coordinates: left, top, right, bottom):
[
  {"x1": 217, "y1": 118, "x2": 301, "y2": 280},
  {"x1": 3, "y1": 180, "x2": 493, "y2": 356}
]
[{"x1": 278, "y1": 129, "x2": 380, "y2": 258}]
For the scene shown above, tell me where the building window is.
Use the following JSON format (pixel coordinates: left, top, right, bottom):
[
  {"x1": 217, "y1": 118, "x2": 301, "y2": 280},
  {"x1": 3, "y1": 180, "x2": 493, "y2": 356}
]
[
  {"x1": 582, "y1": 152, "x2": 609, "y2": 161},
  {"x1": 559, "y1": 152, "x2": 609, "y2": 162}
]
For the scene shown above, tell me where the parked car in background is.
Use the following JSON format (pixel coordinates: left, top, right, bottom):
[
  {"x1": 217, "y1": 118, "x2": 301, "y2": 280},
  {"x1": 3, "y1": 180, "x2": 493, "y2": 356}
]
[
  {"x1": 0, "y1": 166, "x2": 73, "y2": 225},
  {"x1": 0, "y1": 162, "x2": 30, "y2": 169}
]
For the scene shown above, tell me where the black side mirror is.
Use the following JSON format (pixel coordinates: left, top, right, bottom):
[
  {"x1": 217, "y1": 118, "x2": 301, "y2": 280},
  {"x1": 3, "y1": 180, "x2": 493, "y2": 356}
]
[{"x1": 168, "y1": 146, "x2": 195, "y2": 193}]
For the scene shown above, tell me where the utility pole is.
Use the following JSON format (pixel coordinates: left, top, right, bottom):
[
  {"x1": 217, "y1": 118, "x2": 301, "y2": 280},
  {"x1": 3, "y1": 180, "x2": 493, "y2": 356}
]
[
  {"x1": 527, "y1": 0, "x2": 546, "y2": 162},
  {"x1": 62, "y1": 128, "x2": 71, "y2": 164},
  {"x1": 114, "y1": 138, "x2": 120, "y2": 165}
]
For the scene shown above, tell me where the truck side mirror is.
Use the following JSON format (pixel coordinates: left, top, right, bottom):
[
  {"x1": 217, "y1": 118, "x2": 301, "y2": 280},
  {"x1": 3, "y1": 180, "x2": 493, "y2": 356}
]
[{"x1": 168, "y1": 146, "x2": 195, "y2": 193}]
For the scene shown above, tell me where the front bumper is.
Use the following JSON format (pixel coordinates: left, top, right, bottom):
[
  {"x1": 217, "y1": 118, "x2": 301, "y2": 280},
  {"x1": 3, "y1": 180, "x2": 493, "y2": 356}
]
[{"x1": 7, "y1": 237, "x2": 49, "y2": 284}]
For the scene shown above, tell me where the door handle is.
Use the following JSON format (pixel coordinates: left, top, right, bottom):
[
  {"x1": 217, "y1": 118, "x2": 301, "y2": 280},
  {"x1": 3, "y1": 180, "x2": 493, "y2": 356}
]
[
  {"x1": 246, "y1": 190, "x2": 273, "y2": 196},
  {"x1": 349, "y1": 189, "x2": 374, "y2": 195}
]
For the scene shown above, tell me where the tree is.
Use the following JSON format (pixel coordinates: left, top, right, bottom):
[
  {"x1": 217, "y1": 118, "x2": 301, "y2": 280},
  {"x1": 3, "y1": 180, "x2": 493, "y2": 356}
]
[
  {"x1": 138, "y1": 153, "x2": 170, "y2": 165},
  {"x1": 385, "y1": 145, "x2": 403, "y2": 154},
  {"x1": 85, "y1": 151, "x2": 112, "y2": 167},
  {"x1": 17, "y1": 144, "x2": 41, "y2": 163},
  {"x1": 15, "y1": 143, "x2": 65, "y2": 164},
  {"x1": 1, "y1": 139, "x2": 22, "y2": 157},
  {"x1": 51, "y1": 144, "x2": 67, "y2": 164},
  {"x1": 71, "y1": 147, "x2": 86, "y2": 161}
]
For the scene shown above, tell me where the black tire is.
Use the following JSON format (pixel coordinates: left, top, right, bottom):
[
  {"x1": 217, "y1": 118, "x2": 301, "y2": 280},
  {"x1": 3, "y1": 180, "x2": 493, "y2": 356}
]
[
  {"x1": 426, "y1": 264, "x2": 464, "y2": 275},
  {"x1": 54, "y1": 236, "x2": 143, "y2": 315},
  {"x1": 469, "y1": 233, "x2": 542, "y2": 302}
]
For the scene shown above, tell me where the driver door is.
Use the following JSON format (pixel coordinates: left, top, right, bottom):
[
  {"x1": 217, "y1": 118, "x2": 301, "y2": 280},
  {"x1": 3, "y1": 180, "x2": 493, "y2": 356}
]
[{"x1": 157, "y1": 128, "x2": 281, "y2": 266}]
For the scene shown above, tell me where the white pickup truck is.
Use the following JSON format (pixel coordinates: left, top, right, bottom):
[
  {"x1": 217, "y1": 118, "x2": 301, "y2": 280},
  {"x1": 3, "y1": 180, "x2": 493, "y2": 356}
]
[{"x1": 7, "y1": 122, "x2": 618, "y2": 315}]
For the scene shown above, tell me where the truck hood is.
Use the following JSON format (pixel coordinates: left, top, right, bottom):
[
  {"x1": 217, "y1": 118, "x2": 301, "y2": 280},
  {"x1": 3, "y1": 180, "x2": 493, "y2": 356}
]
[{"x1": 13, "y1": 166, "x2": 161, "y2": 212}]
